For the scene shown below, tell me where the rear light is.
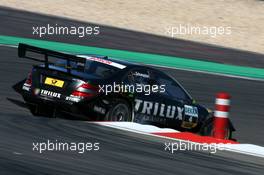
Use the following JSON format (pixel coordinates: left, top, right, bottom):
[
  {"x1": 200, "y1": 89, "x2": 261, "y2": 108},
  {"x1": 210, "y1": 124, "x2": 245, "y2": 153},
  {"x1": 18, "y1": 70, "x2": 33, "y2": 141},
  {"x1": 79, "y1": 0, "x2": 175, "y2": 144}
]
[
  {"x1": 22, "y1": 70, "x2": 33, "y2": 92},
  {"x1": 78, "y1": 82, "x2": 98, "y2": 92},
  {"x1": 71, "y1": 91, "x2": 94, "y2": 98},
  {"x1": 71, "y1": 82, "x2": 98, "y2": 98},
  {"x1": 25, "y1": 71, "x2": 32, "y2": 86}
]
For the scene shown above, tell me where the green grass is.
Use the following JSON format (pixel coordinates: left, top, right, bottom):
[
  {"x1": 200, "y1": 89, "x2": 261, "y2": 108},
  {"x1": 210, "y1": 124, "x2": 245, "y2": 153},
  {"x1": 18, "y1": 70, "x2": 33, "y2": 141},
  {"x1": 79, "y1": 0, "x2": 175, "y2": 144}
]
[{"x1": 0, "y1": 35, "x2": 263, "y2": 80}]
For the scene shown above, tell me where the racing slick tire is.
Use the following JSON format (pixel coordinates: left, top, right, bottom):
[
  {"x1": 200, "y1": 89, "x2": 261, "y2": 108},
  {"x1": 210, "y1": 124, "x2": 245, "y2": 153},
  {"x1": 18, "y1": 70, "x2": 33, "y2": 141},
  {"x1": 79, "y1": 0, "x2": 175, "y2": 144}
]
[
  {"x1": 105, "y1": 99, "x2": 132, "y2": 121},
  {"x1": 28, "y1": 105, "x2": 41, "y2": 116},
  {"x1": 199, "y1": 117, "x2": 232, "y2": 139}
]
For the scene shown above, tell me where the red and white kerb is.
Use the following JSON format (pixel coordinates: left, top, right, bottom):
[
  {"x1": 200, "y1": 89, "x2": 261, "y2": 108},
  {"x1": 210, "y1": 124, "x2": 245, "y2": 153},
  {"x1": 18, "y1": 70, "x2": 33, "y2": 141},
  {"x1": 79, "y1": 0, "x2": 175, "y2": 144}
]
[{"x1": 213, "y1": 92, "x2": 231, "y2": 139}]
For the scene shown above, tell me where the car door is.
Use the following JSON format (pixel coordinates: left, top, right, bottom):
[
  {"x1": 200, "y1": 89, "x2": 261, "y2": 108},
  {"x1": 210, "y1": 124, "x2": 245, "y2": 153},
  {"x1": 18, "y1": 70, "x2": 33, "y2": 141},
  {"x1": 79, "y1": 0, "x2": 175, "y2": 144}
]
[
  {"x1": 152, "y1": 70, "x2": 199, "y2": 129},
  {"x1": 122, "y1": 68, "x2": 163, "y2": 123}
]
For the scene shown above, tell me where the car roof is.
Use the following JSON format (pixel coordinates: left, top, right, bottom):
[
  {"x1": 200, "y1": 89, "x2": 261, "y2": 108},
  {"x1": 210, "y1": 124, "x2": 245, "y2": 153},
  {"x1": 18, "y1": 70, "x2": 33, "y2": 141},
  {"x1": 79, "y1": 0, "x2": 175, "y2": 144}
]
[{"x1": 77, "y1": 54, "x2": 138, "y2": 67}]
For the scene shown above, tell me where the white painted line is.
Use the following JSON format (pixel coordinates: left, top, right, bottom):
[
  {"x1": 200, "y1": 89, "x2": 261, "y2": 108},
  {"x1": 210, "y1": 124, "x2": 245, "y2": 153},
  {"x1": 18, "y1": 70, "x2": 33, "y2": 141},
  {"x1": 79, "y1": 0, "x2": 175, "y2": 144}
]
[
  {"x1": 13, "y1": 152, "x2": 23, "y2": 155},
  {"x1": 145, "y1": 63, "x2": 264, "y2": 82},
  {"x1": 91, "y1": 122, "x2": 179, "y2": 133},
  {"x1": 0, "y1": 44, "x2": 18, "y2": 48},
  {"x1": 219, "y1": 144, "x2": 264, "y2": 158}
]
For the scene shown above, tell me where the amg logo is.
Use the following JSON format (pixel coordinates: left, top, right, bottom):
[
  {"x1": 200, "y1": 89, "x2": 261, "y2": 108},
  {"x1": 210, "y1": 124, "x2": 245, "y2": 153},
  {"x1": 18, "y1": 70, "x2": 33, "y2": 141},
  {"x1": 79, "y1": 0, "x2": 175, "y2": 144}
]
[
  {"x1": 134, "y1": 99, "x2": 183, "y2": 120},
  {"x1": 40, "y1": 89, "x2": 61, "y2": 98}
]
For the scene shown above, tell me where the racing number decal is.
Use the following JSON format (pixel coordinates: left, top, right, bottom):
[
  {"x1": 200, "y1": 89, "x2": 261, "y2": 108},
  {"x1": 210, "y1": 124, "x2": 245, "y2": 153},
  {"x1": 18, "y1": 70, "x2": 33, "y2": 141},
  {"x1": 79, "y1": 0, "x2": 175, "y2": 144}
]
[{"x1": 45, "y1": 77, "x2": 64, "y2": 88}]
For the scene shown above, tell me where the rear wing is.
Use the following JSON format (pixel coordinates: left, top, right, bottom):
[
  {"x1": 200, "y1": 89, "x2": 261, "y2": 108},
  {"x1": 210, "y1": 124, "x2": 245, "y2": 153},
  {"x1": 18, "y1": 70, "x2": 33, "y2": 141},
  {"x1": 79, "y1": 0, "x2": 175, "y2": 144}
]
[{"x1": 18, "y1": 43, "x2": 86, "y2": 73}]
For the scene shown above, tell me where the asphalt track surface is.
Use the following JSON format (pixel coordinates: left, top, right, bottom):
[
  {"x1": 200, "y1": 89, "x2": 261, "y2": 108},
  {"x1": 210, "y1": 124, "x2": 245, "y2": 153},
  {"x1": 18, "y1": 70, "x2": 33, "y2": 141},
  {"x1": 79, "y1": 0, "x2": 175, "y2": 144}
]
[{"x1": 0, "y1": 6, "x2": 264, "y2": 175}]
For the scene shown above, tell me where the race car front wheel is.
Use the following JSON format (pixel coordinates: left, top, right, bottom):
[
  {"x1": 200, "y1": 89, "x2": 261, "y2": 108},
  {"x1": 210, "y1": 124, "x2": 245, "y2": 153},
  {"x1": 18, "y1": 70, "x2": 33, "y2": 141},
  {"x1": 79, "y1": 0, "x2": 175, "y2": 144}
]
[
  {"x1": 200, "y1": 118, "x2": 232, "y2": 139},
  {"x1": 105, "y1": 100, "x2": 132, "y2": 121}
]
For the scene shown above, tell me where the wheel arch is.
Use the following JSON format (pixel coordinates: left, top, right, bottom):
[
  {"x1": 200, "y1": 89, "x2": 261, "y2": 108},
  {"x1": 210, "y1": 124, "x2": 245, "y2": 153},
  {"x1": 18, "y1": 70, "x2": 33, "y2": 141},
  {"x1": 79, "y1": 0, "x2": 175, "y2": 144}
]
[{"x1": 105, "y1": 95, "x2": 134, "y2": 121}]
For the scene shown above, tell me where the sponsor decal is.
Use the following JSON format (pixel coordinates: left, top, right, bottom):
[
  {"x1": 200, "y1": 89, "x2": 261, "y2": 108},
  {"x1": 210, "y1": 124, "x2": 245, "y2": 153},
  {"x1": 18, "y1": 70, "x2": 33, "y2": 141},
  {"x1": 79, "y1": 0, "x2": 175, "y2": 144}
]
[
  {"x1": 184, "y1": 105, "x2": 198, "y2": 118},
  {"x1": 134, "y1": 99, "x2": 183, "y2": 120},
  {"x1": 77, "y1": 55, "x2": 126, "y2": 69},
  {"x1": 44, "y1": 77, "x2": 64, "y2": 88},
  {"x1": 134, "y1": 99, "x2": 199, "y2": 128},
  {"x1": 40, "y1": 89, "x2": 61, "y2": 99},
  {"x1": 93, "y1": 105, "x2": 106, "y2": 114},
  {"x1": 22, "y1": 84, "x2": 30, "y2": 91},
  {"x1": 134, "y1": 113, "x2": 167, "y2": 124},
  {"x1": 22, "y1": 82, "x2": 31, "y2": 91},
  {"x1": 65, "y1": 95, "x2": 81, "y2": 102},
  {"x1": 181, "y1": 105, "x2": 199, "y2": 128},
  {"x1": 133, "y1": 72, "x2": 150, "y2": 78}
]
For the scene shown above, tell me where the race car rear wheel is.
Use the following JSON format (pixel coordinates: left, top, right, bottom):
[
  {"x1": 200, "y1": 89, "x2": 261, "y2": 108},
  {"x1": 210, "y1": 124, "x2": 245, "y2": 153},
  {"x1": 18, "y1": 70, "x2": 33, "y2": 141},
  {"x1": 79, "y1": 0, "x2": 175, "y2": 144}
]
[
  {"x1": 200, "y1": 118, "x2": 232, "y2": 139},
  {"x1": 28, "y1": 105, "x2": 41, "y2": 116},
  {"x1": 105, "y1": 100, "x2": 132, "y2": 121}
]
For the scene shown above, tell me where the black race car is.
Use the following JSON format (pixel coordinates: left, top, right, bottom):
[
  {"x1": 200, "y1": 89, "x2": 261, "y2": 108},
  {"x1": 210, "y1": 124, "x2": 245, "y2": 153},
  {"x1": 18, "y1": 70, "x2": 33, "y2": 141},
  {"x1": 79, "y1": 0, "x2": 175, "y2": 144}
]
[{"x1": 13, "y1": 43, "x2": 235, "y2": 138}]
